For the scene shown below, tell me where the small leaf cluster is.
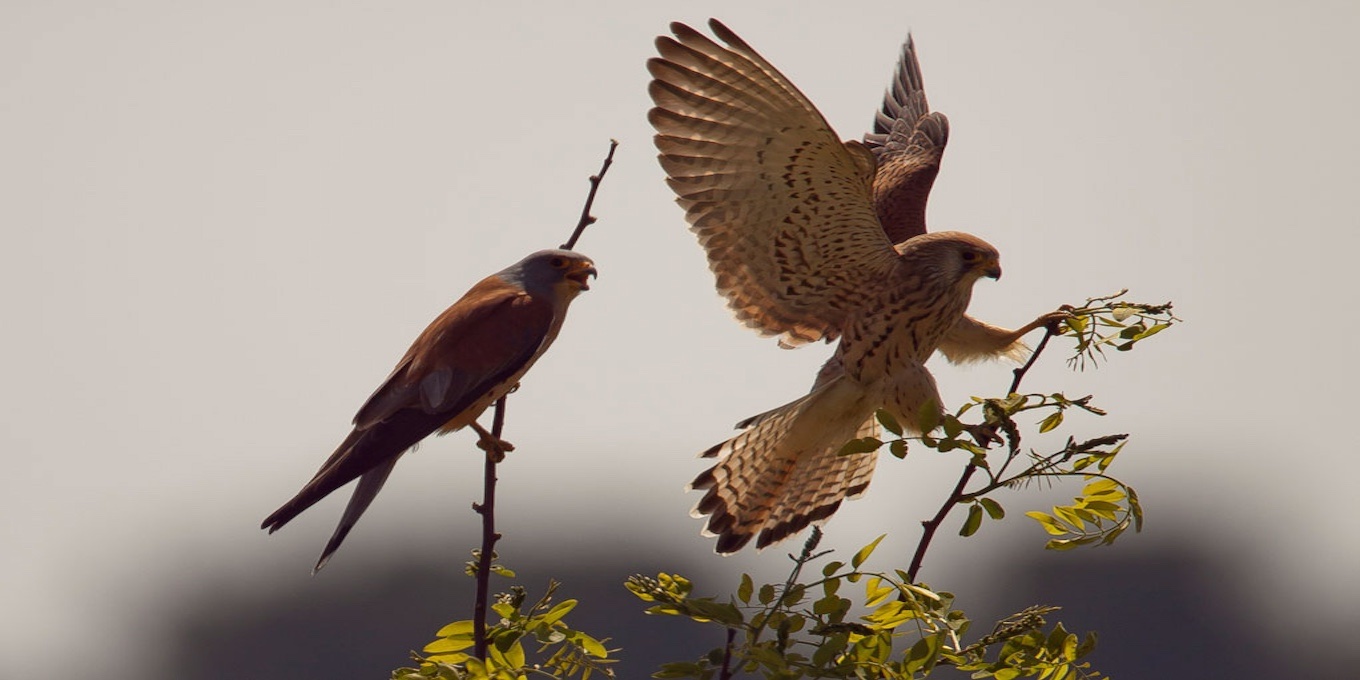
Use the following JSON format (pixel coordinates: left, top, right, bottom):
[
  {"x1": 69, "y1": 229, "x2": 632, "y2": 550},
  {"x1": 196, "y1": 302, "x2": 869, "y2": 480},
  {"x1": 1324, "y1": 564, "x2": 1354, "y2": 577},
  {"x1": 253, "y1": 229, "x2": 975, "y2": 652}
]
[
  {"x1": 394, "y1": 580, "x2": 614, "y2": 680},
  {"x1": 1025, "y1": 478, "x2": 1142, "y2": 551},
  {"x1": 627, "y1": 531, "x2": 1105, "y2": 679},
  {"x1": 1059, "y1": 289, "x2": 1177, "y2": 370},
  {"x1": 843, "y1": 388, "x2": 1138, "y2": 550}
]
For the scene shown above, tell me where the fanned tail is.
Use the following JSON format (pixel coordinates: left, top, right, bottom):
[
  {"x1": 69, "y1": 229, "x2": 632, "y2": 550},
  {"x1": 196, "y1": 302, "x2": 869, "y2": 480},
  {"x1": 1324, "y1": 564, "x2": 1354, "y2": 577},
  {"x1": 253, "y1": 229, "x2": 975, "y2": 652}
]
[{"x1": 689, "y1": 377, "x2": 877, "y2": 553}]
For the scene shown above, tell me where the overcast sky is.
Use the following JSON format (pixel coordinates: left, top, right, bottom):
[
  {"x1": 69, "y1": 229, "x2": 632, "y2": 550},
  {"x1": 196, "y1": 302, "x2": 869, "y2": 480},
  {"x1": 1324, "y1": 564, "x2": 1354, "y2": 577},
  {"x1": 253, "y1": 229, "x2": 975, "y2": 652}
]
[{"x1": 3, "y1": 1, "x2": 1358, "y2": 677}]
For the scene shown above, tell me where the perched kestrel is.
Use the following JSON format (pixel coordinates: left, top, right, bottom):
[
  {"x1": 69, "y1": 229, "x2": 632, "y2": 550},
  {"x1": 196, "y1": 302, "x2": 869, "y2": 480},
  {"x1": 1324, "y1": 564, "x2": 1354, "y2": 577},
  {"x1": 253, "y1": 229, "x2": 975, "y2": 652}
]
[
  {"x1": 648, "y1": 20, "x2": 1061, "y2": 553},
  {"x1": 263, "y1": 249, "x2": 597, "y2": 571}
]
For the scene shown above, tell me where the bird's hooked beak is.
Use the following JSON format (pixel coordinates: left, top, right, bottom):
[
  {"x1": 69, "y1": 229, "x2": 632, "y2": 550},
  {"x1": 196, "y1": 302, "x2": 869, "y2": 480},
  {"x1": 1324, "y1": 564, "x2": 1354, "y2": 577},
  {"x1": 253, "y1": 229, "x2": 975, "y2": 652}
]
[
  {"x1": 566, "y1": 261, "x2": 598, "y2": 290},
  {"x1": 982, "y1": 255, "x2": 1002, "y2": 280}
]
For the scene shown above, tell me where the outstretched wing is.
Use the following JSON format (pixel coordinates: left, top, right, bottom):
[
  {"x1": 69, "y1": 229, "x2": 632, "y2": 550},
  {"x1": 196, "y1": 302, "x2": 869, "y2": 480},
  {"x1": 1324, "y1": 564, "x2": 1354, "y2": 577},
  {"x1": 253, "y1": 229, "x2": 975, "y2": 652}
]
[
  {"x1": 863, "y1": 34, "x2": 950, "y2": 244},
  {"x1": 649, "y1": 19, "x2": 902, "y2": 347}
]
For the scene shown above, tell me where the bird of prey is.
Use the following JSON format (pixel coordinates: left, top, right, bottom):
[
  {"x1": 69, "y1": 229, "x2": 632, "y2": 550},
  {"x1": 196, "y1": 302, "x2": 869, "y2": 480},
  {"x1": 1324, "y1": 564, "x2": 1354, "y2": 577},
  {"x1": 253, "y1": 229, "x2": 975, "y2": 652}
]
[
  {"x1": 648, "y1": 20, "x2": 1064, "y2": 553},
  {"x1": 263, "y1": 249, "x2": 597, "y2": 571}
]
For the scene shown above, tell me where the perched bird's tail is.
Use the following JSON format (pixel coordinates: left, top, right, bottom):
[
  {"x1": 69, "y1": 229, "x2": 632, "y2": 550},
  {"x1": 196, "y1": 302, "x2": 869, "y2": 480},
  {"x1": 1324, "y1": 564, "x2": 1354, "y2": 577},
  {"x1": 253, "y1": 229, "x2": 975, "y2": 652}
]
[
  {"x1": 689, "y1": 377, "x2": 879, "y2": 553},
  {"x1": 311, "y1": 458, "x2": 398, "y2": 573},
  {"x1": 260, "y1": 429, "x2": 367, "y2": 536},
  {"x1": 262, "y1": 412, "x2": 437, "y2": 571}
]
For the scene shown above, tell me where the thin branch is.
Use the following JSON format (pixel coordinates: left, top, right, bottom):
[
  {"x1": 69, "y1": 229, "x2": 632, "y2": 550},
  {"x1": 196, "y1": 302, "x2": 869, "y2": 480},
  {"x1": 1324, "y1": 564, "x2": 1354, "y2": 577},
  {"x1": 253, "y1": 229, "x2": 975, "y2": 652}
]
[
  {"x1": 718, "y1": 627, "x2": 737, "y2": 680},
  {"x1": 561, "y1": 139, "x2": 619, "y2": 250},
  {"x1": 472, "y1": 397, "x2": 508, "y2": 661},
  {"x1": 906, "y1": 463, "x2": 976, "y2": 584},
  {"x1": 1010, "y1": 320, "x2": 1061, "y2": 395},
  {"x1": 907, "y1": 322, "x2": 1062, "y2": 584}
]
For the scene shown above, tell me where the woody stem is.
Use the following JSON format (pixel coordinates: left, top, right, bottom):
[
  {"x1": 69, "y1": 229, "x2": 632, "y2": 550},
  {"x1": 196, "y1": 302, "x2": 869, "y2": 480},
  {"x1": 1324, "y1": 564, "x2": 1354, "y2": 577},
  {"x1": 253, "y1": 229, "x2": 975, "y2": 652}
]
[
  {"x1": 907, "y1": 323, "x2": 1061, "y2": 584},
  {"x1": 472, "y1": 397, "x2": 508, "y2": 661}
]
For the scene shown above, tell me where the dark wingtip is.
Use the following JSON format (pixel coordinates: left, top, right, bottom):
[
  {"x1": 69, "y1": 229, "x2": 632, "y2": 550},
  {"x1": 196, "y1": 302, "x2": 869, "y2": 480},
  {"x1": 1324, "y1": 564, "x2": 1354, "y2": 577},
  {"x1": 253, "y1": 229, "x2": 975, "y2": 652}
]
[{"x1": 714, "y1": 530, "x2": 753, "y2": 555}]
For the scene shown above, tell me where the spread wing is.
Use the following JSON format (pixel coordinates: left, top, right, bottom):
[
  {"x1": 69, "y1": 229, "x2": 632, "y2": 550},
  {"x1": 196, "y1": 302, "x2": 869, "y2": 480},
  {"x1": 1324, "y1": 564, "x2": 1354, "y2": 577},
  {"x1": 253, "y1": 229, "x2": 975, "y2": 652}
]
[
  {"x1": 648, "y1": 19, "x2": 902, "y2": 347},
  {"x1": 863, "y1": 34, "x2": 950, "y2": 244}
]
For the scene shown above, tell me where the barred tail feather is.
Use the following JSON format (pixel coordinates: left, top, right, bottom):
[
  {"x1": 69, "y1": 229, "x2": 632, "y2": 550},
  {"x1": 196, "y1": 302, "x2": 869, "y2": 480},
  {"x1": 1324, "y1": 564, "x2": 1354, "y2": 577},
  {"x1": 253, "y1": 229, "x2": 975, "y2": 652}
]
[{"x1": 689, "y1": 377, "x2": 876, "y2": 553}]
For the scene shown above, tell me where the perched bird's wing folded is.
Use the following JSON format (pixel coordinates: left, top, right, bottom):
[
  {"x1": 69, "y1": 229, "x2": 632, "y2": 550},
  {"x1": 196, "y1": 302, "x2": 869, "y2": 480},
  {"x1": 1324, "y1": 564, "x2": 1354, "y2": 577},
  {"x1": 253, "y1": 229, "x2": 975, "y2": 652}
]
[
  {"x1": 261, "y1": 279, "x2": 555, "y2": 537},
  {"x1": 649, "y1": 19, "x2": 902, "y2": 347},
  {"x1": 862, "y1": 35, "x2": 950, "y2": 244}
]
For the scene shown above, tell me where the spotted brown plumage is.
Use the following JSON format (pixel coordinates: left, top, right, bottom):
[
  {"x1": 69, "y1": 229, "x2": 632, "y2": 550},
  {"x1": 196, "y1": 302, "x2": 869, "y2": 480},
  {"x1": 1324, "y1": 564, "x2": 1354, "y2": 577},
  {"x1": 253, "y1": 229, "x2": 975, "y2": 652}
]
[
  {"x1": 262, "y1": 249, "x2": 596, "y2": 572},
  {"x1": 649, "y1": 19, "x2": 1064, "y2": 553}
]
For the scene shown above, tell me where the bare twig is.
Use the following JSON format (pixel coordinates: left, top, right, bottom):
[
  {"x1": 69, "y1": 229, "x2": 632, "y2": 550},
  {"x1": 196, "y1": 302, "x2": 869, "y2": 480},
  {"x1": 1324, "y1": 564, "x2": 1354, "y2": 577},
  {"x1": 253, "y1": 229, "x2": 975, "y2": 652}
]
[
  {"x1": 907, "y1": 322, "x2": 1062, "y2": 584},
  {"x1": 561, "y1": 139, "x2": 619, "y2": 250},
  {"x1": 472, "y1": 397, "x2": 508, "y2": 661},
  {"x1": 469, "y1": 143, "x2": 616, "y2": 661}
]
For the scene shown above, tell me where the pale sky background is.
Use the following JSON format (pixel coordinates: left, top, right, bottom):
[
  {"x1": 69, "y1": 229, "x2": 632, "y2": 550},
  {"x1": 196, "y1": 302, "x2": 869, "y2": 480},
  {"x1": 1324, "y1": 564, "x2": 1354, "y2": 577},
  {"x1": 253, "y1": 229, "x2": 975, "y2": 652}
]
[{"x1": 3, "y1": 1, "x2": 1358, "y2": 678}]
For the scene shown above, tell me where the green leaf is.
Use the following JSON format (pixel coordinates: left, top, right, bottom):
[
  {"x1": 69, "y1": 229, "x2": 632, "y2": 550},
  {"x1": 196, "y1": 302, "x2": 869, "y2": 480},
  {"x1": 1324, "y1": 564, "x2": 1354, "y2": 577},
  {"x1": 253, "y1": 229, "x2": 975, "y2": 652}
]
[
  {"x1": 811, "y1": 633, "x2": 848, "y2": 667},
  {"x1": 904, "y1": 633, "x2": 942, "y2": 673},
  {"x1": 813, "y1": 594, "x2": 847, "y2": 615},
  {"x1": 851, "y1": 534, "x2": 886, "y2": 569},
  {"x1": 653, "y1": 662, "x2": 704, "y2": 678},
  {"x1": 758, "y1": 583, "x2": 776, "y2": 605},
  {"x1": 572, "y1": 632, "x2": 608, "y2": 658},
  {"x1": 490, "y1": 565, "x2": 516, "y2": 578},
  {"x1": 488, "y1": 638, "x2": 525, "y2": 669},
  {"x1": 960, "y1": 504, "x2": 983, "y2": 537},
  {"x1": 1051, "y1": 505, "x2": 1080, "y2": 528},
  {"x1": 781, "y1": 585, "x2": 807, "y2": 607},
  {"x1": 424, "y1": 636, "x2": 474, "y2": 654},
  {"x1": 875, "y1": 409, "x2": 903, "y2": 436},
  {"x1": 917, "y1": 399, "x2": 942, "y2": 433},
  {"x1": 889, "y1": 439, "x2": 908, "y2": 459},
  {"x1": 737, "y1": 573, "x2": 753, "y2": 604},
  {"x1": 822, "y1": 560, "x2": 844, "y2": 577},
  {"x1": 1039, "y1": 410, "x2": 1064, "y2": 433},
  {"x1": 822, "y1": 577, "x2": 841, "y2": 597},
  {"x1": 434, "y1": 620, "x2": 476, "y2": 638},
  {"x1": 1026, "y1": 511, "x2": 1068, "y2": 536},
  {"x1": 539, "y1": 599, "x2": 577, "y2": 626},
  {"x1": 979, "y1": 497, "x2": 1006, "y2": 520},
  {"x1": 838, "y1": 437, "x2": 882, "y2": 455},
  {"x1": 1081, "y1": 478, "x2": 1120, "y2": 497}
]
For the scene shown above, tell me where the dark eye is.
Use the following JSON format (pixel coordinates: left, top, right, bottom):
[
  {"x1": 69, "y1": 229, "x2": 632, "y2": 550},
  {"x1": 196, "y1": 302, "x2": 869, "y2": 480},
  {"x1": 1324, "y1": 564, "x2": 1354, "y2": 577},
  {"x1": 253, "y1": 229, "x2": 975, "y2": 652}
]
[
  {"x1": 550, "y1": 257, "x2": 566, "y2": 268},
  {"x1": 961, "y1": 251, "x2": 980, "y2": 262}
]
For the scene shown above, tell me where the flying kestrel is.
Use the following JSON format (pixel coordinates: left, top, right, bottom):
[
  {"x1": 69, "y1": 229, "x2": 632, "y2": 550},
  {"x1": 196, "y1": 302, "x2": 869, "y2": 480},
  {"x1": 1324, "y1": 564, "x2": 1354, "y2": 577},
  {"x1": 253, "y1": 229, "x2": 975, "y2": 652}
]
[
  {"x1": 648, "y1": 20, "x2": 1062, "y2": 553},
  {"x1": 263, "y1": 249, "x2": 597, "y2": 571}
]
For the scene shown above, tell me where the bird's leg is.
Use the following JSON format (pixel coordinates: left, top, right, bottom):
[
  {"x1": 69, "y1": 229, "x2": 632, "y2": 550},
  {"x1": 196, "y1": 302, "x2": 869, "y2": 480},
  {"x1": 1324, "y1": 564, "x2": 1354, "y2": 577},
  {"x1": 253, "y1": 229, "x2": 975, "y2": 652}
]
[
  {"x1": 1022, "y1": 308, "x2": 1077, "y2": 337},
  {"x1": 1004, "y1": 308, "x2": 1074, "y2": 344},
  {"x1": 470, "y1": 421, "x2": 515, "y2": 462}
]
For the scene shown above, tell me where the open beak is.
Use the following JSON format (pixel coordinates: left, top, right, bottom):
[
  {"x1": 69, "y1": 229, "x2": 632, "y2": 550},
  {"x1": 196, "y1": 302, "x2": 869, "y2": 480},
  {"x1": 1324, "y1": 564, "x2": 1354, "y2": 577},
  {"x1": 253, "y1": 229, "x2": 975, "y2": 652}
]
[{"x1": 566, "y1": 262, "x2": 598, "y2": 290}]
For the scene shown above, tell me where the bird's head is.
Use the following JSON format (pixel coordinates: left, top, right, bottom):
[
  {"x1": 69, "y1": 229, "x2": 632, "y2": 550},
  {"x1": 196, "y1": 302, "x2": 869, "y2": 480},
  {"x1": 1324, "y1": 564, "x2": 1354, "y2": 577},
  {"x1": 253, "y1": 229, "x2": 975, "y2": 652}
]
[
  {"x1": 897, "y1": 231, "x2": 1002, "y2": 286},
  {"x1": 507, "y1": 249, "x2": 598, "y2": 298}
]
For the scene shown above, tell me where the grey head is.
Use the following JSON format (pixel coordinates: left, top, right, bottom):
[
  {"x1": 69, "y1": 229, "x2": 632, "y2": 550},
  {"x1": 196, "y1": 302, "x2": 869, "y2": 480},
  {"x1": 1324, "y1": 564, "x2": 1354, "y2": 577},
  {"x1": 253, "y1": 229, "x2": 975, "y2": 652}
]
[{"x1": 499, "y1": 248, "x2": 598, "y2": 297}]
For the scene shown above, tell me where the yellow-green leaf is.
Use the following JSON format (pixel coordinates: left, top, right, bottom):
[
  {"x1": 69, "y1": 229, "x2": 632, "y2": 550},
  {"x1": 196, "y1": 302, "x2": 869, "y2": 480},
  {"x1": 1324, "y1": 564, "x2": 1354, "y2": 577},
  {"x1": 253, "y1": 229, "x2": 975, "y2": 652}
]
[
  {"x1": 539, "y1": 599, "x2": 577, "y2": 626},
  {"x1": 960, "y1": 504, "x2": 983, "y2": 537},
  {"x1": 1039, "y1": 411, "x2": 1064, "y2": 433},
  {"x1": 838, "y1": 437, "x2": 882, "y2": 455},
  {"x1": 737, "y1": 573, "x2": 753, "y2": 604},
  {"x1": 875, "y1": 409, "x2": 903, "y2": 436},
  {"x1": 851, "y1": 534, "x2": 886, "y2": 569},
  {"x1": 435, "y1": 620, "x2": 476, "y2": 638}
]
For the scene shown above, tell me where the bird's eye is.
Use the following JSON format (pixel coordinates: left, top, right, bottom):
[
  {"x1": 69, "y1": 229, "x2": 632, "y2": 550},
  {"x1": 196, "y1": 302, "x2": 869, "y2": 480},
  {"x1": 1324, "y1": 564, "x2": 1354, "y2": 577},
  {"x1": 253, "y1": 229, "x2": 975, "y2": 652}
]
[
  {"x1": 961, "y1": 251, "x2": 979, "y2": 262},
  {"x1": 550, "y1": 257, "x2": 566, "y2": 268}
]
